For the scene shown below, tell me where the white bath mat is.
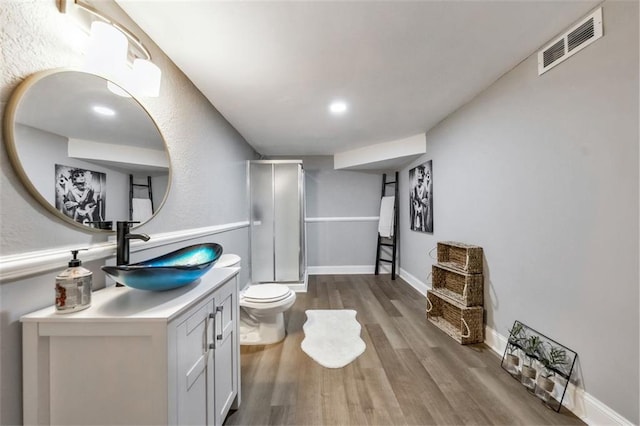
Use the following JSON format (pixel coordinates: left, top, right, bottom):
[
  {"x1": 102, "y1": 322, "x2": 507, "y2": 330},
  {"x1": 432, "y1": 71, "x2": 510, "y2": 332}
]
[{"x1": 301, "y1": 309, "x2": 366, "y2": 368}]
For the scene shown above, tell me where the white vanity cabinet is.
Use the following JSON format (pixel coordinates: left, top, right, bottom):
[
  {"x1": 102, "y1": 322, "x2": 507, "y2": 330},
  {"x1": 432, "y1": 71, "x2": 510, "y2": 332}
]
[
  {"x1": 176, "y1": 270, "x2": 238, "y2": 426},
  {"x1": 22, "y1": 267, "x2": 241, "y2": 426}
]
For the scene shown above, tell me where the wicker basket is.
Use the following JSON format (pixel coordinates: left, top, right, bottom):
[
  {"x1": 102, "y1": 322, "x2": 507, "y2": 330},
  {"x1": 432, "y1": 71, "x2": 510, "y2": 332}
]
[
  {"x1": 432, "y1": 264, "x2": 483, "y2": 306},
  {"x1": 437, "y1": 241, "x2": 483, "y2": 274},
  {"x1": 426, "y1": 291, "x2": 484, "y2": 344}
]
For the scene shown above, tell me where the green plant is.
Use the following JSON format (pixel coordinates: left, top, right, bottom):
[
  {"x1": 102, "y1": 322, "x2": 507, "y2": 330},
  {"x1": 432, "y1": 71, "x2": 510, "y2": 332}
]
[
  {"x1": 522, "y1": 335, "x2": 543, "y2": 367},
  {"x1": 507, "y1": 322, "x2": 525, "y2": 354},
  {"x1": 539, "y1": 345, "x2": 568, "y2": 378}
]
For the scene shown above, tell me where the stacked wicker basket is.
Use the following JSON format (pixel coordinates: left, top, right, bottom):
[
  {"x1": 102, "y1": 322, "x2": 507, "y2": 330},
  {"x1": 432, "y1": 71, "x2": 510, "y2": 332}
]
[{"x1": 426, "y1": 241, "x2": 484, "y2": 344}]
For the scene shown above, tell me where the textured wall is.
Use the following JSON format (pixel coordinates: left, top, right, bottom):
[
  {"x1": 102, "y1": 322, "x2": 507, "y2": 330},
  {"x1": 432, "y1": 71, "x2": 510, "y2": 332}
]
[
  {"x1": 0, "y1": 1, "x2": 256, "y2": 424},
  {"x1": 1, "y1": 1, "x2": 257, "y2": 253},
  {"x1": 399, "y1": 1, "x2": 638, "y2": 422}
]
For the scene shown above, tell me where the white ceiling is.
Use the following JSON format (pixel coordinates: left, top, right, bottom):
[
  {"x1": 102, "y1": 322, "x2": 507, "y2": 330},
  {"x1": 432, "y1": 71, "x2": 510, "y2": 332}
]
[
  {"x1": 116, "y1": 0, "x2": 599, "y2": 157},
  {"x1": 14, "y1": 70, "x2": 168, "y2": 174},
  {"x1": 17, "y1": 70, "x2": 162, "y2": 148}
]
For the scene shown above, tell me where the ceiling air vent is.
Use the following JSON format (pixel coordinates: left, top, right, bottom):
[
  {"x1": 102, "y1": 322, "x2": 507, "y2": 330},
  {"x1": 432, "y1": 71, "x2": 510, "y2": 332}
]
[{"x1": 538, "y1": 7, "x2": 603, "y2": 75}]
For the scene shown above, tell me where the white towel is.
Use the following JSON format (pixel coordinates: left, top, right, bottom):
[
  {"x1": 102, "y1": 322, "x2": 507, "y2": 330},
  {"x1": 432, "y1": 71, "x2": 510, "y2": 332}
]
[
  {"x1": 132, "y1": 198, "x2": 153, "y2": 222},
  {"x1": 378, "y1": 196, "x2": 395, "y2": 238}
]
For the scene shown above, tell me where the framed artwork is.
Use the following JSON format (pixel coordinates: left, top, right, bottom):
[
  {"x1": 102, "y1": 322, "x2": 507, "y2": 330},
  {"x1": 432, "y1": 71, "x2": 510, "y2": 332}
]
[
  {"x1": 409, "y1": 160, "x2": 433, "y2": 233},
  {"x1": 55, "y1": 165, "x2": 106, "y2": 227}
]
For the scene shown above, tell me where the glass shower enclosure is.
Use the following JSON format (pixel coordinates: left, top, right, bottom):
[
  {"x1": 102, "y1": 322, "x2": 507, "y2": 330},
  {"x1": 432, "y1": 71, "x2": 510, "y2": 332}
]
[{"x1": 249, "y1": 160, "x2": 305, "y2": 284}]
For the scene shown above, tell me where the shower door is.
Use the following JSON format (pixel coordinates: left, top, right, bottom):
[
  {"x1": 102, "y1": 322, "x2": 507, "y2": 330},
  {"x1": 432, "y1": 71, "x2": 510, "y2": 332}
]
[{"x1": 249, "y1": 160, "x2": 304, "y2": 283}]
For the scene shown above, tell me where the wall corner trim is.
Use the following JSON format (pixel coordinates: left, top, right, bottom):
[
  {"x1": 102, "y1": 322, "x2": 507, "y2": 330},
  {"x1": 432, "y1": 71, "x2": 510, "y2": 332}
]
[{"x1": 0, "y1": 221, "x2": 249, "y2": 282}]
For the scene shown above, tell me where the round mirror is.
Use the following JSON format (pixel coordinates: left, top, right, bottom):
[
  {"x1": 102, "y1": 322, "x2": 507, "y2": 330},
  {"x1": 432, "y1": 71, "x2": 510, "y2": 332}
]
[{"x1": 3, "y1": 69, "x2": 171, "y2": 232}]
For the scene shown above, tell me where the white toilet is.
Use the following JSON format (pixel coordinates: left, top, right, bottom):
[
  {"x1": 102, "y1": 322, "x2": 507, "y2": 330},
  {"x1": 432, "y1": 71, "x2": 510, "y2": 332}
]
[
  {"x1": 213, "y1": 254, "x2": 296, "y2": 345},
  {"x1": 213, "y1": 253, "x2": 242, "y2": 269},
  {"x1": 239, "y1": 284, "x2": 296, "y2": 345}
]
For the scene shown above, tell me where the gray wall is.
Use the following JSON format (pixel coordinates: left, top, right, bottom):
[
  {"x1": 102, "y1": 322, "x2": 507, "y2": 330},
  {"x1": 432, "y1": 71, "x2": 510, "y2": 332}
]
[
  {"x1": 16, "y1": 124, "x2": 133, "y2": 221},
  {"x1": 399, "y1": 1, "x2": 638, "y2": 422},
  {"x1": 0, "y1": 2, "x2": 257, "y2": 424},
  {"x1": 302, "y1": 156, "x2": 382, "y2": 269},
  {"x1": 131, "y1": 174, "x2": 171, "y2": 219}
]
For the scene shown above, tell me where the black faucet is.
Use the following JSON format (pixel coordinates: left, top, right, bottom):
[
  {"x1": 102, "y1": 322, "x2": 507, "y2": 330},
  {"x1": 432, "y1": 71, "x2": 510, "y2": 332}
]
[{"x1": 116, "y1": 221, "x2": 150, "y2": 266}]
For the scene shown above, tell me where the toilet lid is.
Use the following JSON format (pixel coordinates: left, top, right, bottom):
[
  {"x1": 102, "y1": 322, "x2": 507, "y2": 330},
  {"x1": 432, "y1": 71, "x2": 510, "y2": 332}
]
[
  {"x1": 242, "y1": 284, "x2": 292, "y2": 303},
  {"x1": 215, "y1": 254, "x2": 241, "y2": 268}
]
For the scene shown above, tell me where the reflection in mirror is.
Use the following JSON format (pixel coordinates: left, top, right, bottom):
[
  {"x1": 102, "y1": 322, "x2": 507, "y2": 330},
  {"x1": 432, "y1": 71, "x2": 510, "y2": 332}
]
[{"x1": 4, "y1": 69, "x2": 170, "y2": 232}]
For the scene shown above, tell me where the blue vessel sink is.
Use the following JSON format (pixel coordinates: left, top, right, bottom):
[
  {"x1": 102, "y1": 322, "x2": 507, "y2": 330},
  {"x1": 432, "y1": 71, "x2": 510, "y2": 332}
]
[{"x1": 102, "y1": 243, "x2": 223, "y2": 291}]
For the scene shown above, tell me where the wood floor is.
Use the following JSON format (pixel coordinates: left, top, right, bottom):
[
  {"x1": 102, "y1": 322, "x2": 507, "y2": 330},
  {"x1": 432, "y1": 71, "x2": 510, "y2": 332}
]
[{"x1": 224, "y1": 275, "x2": 584, "y2": 426}]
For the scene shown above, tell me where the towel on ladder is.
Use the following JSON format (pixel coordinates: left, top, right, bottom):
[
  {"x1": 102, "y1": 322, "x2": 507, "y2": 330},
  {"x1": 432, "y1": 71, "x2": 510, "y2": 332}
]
[
  {"x1": 378, "y1": 196, "x2": 395, "y2": 238},
  {"x1": 132, "y1": 198, "x2": 153, "y2": 222}
]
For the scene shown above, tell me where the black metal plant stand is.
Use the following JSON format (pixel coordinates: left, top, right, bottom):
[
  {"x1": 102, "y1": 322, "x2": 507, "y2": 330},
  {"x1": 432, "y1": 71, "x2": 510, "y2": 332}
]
[{"x1": 501, "y1": 320, "x2": 577, "y2": 412}]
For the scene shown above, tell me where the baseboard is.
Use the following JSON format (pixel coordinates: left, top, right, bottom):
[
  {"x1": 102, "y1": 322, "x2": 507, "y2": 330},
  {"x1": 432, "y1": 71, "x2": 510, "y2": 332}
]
[
  {"x1": 287, "y1": 282, "x2": 308, "y2": 293},
  {"x1": 247, "y1": 272, "x2": 309, "y2": 293},
  {"x1": 304, "y1": 216, "x2": 379, "y2": 223},
  {"x1": 398, "y1": 267, "x2": 430, "y2": 295},
  {"x1": 483, "y1": 324, "x2": 509, "y2": 357},
  {"x1": 307, "y1": 263, "x2": 410, "y2": 276},
  {"x1": 0, "y1": 221, "x2": 249, "y2": 281},
  {"x1": 287, "y1": 270, "x2": 309, "y2": 293},
  {"x1": 483, "y1": 326, "x2": 633, "y2": 425},
  {"x1": 308, "y1": 265, "x2": 376, "y2": 275}
]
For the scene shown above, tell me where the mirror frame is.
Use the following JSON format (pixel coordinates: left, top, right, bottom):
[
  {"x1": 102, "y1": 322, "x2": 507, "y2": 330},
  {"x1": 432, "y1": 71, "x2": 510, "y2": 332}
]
[{"x1": 3, "y1": 68, "x2": 172, "y2": 233}]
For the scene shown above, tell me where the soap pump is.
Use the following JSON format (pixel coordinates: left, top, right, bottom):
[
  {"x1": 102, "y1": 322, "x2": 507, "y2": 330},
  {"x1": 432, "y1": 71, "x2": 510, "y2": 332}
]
[{"x1": 55, "y1": 249, "x2": 92, "y2": 313}]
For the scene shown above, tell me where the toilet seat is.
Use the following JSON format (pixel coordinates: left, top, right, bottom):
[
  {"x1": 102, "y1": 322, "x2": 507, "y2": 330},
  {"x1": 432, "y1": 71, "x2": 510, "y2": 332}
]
[{"x1": 241, "y1": 284, "x2": 292, "y2": 304}]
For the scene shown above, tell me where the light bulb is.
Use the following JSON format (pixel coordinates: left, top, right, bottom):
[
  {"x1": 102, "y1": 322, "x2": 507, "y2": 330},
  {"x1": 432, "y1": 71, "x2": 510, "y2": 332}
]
[
  {"x1": 329, "y1": 100, "x2": 348, "y2": 115},
  {"x1": 84, "y1": 21, "x2": 128, "y2": 80},
  {"x1": 131, "y1": 59, "x2": 162, "y2": 97}
]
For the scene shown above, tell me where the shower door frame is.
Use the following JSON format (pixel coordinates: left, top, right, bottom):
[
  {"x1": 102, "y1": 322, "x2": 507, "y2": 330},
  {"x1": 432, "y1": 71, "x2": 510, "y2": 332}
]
[{"x1": 248, "y1": 160, "x2": 306, "y2": 284}]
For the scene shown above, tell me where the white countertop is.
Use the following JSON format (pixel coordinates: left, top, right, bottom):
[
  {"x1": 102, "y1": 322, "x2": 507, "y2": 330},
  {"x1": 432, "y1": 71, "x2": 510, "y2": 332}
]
[{"x1": 21, "y1": 267, "x2": 239, "y2": 323}]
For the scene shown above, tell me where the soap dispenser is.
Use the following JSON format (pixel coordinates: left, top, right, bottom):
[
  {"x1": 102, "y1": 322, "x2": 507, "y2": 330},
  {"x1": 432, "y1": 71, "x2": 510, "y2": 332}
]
[{"x1": 55, "y1": 250, "x2": 92, "y2": 313}]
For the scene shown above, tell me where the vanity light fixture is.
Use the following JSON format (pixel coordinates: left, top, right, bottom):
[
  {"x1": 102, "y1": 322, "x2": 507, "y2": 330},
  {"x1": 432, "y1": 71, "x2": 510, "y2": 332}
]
[
  {"x1": 329, "y1": 100, "x2": 348, "y2": 115},
  {"x1": 58, "y1": 0, "x2": 161, "y2": 98}
]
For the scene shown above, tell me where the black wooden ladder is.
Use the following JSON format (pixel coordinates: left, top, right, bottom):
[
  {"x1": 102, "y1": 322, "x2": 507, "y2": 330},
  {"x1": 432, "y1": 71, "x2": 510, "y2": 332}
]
[
  {"x1": 129, "y1": 175, "x2": 154, "y2": 220},
  {"x1": 375, "y1": 172, "x2": 399, "y2": 280}
]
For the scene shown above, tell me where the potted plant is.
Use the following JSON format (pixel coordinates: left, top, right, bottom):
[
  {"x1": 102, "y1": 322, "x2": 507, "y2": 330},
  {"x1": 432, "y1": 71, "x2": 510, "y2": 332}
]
[
  {"x1": 520, "y1": 334, "x2": 542, "y2": 391},
  {"x1": 504, "y1": 322, "x2": 525, "y2": 376},
  {"x1": 537, "y1": 345, "x2": 568, "y2": 397}
]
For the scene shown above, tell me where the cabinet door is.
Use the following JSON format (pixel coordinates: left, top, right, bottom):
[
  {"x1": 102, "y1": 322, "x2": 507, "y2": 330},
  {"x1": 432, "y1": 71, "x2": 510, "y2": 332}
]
[
  {"x1": 176, "y1": 300, "x2": 215, "y2": 425},
  {"x1": 212, "y1": 280, "x2": 238, "y2": 425}
]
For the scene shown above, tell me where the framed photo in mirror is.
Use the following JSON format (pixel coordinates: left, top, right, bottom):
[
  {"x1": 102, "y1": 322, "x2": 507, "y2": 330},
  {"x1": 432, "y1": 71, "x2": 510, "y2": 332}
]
[{"x1": 55, "y1": 164, "x2": 106, "y2": 228}]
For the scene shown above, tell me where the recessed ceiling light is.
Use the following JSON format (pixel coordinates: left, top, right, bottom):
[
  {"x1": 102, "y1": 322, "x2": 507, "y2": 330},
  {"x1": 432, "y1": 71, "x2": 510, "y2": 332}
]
[
  {"x1": 92, "y1": 105, "x2": 116, "y2": 116},
  {"x1": 329, "y1": 100, "x2": 348, "y2": 115}
]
